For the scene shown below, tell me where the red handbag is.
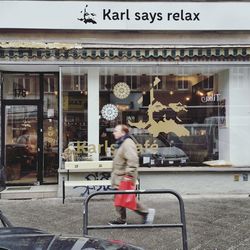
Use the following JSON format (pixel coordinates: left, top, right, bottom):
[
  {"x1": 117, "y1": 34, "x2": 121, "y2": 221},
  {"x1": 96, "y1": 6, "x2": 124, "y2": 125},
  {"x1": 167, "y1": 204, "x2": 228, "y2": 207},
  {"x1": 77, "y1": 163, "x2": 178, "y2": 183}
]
[{"x1": 114, "y1": 179, "x2": 137, "y2": 210}]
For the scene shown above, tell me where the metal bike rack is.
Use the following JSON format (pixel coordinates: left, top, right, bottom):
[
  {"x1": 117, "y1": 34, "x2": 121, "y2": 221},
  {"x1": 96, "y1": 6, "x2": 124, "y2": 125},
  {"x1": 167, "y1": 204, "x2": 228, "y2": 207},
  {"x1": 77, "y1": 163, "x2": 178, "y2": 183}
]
[{"x1": 83, "y1": 189, "x2": 188, "y2": 250}]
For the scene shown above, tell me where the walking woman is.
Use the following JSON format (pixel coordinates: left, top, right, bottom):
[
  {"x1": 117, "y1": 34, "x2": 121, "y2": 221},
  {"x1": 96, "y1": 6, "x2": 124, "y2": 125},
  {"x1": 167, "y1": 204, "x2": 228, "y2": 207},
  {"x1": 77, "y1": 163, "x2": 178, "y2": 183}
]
[{"x1": 109, "y1": 124, "x2": 155, "y2": 225}]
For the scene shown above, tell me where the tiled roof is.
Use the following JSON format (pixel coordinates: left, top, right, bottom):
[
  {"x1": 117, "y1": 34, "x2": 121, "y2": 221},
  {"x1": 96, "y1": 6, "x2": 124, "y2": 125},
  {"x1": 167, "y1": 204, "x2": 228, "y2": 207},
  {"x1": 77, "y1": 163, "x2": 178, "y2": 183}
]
[{"x1": 0, "y1": 42, "x2": 249, "y2": 62}]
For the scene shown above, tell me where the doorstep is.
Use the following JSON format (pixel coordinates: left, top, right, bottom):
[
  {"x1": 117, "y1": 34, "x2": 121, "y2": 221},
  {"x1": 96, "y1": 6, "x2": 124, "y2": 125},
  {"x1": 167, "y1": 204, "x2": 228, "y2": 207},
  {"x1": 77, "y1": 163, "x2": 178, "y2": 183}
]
[{"x1": 0, "y1": 185, "x2": 58, "y2": 200}]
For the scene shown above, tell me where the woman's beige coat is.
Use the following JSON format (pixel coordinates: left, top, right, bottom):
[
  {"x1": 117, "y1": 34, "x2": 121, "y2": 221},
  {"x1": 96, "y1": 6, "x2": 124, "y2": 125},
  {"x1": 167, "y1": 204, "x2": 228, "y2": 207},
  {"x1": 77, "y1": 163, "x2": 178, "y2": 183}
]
[{"x1": 111, "y1": 138, "x2": 139, "y2": 189}]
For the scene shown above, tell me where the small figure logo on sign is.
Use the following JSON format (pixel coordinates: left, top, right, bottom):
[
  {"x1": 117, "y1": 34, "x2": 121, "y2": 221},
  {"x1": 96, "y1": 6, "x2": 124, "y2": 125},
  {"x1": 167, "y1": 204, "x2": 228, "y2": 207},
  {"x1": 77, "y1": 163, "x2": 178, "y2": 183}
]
[{"x1": 78, "y1": 4, "x2": 97, "y2": 24}]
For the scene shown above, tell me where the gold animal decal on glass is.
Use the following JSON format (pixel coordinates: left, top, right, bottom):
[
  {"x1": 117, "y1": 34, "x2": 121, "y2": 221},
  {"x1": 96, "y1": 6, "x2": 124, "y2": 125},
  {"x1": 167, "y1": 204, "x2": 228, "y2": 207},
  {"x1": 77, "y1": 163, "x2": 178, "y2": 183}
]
[{"x1": 128, "y1": 77, "x2": 190, "y2": 137}]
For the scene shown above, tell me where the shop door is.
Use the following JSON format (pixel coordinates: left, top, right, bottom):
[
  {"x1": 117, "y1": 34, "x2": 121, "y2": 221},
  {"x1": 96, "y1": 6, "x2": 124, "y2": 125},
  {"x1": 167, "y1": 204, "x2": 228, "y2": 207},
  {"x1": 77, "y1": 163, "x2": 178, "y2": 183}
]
[{"x1": 4, "y1": 105, "x2": 41, "y2": 185}]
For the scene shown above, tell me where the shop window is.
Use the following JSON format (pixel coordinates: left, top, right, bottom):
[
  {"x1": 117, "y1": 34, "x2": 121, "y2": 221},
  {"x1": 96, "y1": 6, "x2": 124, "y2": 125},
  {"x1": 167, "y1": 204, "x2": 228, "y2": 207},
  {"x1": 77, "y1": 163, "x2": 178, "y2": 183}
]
[
  {"x1": 44, "y1": 76, "x2": 55, "y2": 93},
  {"x1": 100, "y1": 75, "x2": 139, "y2": 91},
  {"x1": 61, "y1": 71, "x2": 88, "y2": 158},
  {"x1": 98, "y1": 67, "x2": 223, "y2": 166},
  {"x1": 177, "y1": 80, "x2": 189, "y2": 90},
  {"x1": 60, "y1": 65, "x2": 250, "y2": 167},
  {"x1": 2, "y1": 73, "x2": 40, "y2": 100},
  {"x1": 202, "y1": 76, "x2": 213, "y2": 90},
  {"x1": 63, "y1": 75, "x2": 87, "y2": 92}
]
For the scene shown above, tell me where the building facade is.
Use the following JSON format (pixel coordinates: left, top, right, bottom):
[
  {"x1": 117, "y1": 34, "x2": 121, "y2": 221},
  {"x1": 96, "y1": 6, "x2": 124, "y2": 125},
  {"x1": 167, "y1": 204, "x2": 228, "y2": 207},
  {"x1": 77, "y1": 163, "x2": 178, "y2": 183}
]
[{"x1": 0, "y1": 1, "x2": 250, "y2": 194}]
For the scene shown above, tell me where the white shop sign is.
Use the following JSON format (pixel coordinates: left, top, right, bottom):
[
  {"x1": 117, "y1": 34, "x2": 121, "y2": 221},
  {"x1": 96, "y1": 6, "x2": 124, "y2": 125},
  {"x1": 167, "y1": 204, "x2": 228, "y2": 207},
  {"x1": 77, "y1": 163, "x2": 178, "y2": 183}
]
[{"x1": 0, "y1": 1, "x2": 250, "y2": 31}]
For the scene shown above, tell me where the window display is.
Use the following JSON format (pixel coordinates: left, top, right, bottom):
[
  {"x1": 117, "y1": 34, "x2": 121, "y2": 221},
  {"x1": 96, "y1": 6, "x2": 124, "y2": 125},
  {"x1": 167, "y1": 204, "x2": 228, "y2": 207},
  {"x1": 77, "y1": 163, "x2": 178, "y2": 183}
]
[
  {"x1": 61, "y1": 70, "x2": 88, "y2": 154},
  {"x1": 60, "y1": 65, "x2": 250, "y2": 167},
  {"x1": 98, "y1": 66, "x2": 222, "y2": 166}
]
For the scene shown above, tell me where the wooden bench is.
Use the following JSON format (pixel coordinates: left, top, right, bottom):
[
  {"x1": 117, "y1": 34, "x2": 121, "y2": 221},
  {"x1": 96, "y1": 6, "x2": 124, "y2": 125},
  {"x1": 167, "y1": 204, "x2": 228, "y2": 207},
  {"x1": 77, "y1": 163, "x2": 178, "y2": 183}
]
[{"x1": 62, "y1": 161, "x2": 140, "y2": 203}]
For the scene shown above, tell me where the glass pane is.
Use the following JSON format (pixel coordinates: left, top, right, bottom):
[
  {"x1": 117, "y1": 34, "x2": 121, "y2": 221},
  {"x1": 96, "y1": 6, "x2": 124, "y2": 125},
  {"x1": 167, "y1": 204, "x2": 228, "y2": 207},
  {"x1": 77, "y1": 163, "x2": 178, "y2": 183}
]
[
  {"x1": 98, "y1": 65, "x2": 250, "y2": 167},
  {"x1": 3, "y1": 73, "x2": 40, "y2": 99},
  {"x1": 5, "y1": 105, "x2": 38, "y2": 184},
  {"x1": 61, "y1": 69, "x2": 88, "y2": 161},
  {"x1": 43, "y1": 74, "x2": 59, "y2": 183}
]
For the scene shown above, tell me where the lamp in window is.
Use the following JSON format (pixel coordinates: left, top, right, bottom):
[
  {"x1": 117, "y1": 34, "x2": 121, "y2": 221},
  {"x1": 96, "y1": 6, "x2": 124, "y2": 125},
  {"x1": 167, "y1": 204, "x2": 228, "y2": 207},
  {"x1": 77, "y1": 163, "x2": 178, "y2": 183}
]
[
  {"x1": 21, "y1": 119, "x2": 31, "y2": 128},
  {"x1": 197, "y1": 90, "x2": 204, "y2": 96}
]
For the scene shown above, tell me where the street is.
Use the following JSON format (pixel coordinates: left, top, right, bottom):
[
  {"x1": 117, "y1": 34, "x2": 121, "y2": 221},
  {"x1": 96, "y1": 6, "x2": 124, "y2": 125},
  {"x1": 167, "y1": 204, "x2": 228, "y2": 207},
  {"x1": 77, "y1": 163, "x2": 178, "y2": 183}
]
[{"x1": 0, "y1": 194, "x2": 250, "y2": 250}]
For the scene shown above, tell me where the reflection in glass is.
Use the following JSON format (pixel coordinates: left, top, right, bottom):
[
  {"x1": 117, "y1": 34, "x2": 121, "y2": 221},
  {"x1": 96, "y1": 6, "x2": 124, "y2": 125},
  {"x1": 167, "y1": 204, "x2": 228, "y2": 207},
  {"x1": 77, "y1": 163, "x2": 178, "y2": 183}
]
[
  {"x1": 99, "y1": 67, "x2": 220, "y2": 166},
  {"x1": 43, "y1": 74, "x2": 59, "y2": 183},
  {"x1": 61, "y1": 72, "x2": 88, "y2": 159},
  {"x1": 5, "y1": 105, "x2": 37, "y2": 184},
  {"x1": 3, "y1": 73, "x2": 40, "y2": 100}
]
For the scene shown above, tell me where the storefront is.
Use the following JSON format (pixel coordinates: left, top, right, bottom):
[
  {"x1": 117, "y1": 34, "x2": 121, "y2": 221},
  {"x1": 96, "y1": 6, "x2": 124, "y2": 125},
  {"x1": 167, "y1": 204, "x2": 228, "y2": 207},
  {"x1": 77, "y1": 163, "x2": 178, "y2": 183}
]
[{"x1": 0, "y1": 1, "x2": 250, "y2": 193}]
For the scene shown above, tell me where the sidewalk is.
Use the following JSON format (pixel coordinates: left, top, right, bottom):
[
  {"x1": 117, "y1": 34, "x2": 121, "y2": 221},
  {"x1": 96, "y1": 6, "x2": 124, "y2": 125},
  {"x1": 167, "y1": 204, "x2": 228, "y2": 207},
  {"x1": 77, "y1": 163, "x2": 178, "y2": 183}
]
[{"x1": 0, "y1": 194, "x2": 250, "y2": 250}]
